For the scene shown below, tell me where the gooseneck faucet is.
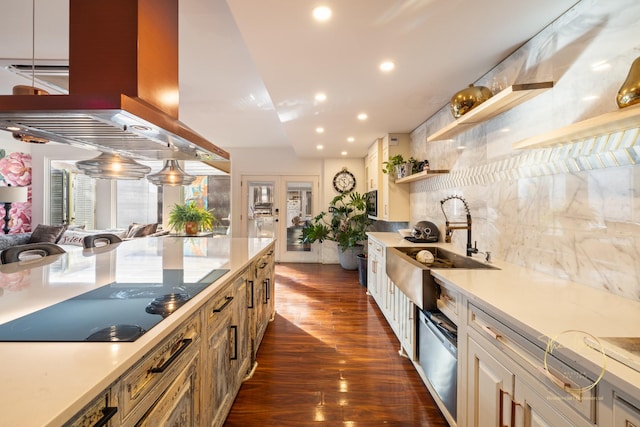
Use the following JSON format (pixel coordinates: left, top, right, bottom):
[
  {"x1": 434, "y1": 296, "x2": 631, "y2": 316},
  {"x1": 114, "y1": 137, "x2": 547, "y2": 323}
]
[{"x1": 440, "y1": 195, "x2": 477, "y2": 257}]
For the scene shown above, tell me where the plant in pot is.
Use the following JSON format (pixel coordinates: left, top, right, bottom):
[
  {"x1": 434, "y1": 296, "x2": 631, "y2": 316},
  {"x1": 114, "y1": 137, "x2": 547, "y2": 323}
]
[
  {"x1": 167, "y1": 201, "x2": 216, "y2": 235},
  {"x1": 382, "y1": 155, "x2": 418, "y2": 180},
  {"x1": 300, "y1": 192, "x2": 372, "y2": 270}
]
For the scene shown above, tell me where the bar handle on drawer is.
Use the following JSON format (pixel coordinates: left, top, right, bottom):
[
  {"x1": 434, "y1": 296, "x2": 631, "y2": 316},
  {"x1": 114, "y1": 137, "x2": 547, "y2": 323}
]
[
  {"x1": 213, "y1": 296, "x2": 234, "y2": 313},
  {"x1": 481, "y1": 323, "x2": 502, "y2": 340},
  {"x1": 150, "y1": 338, "x2": 192, "y2": 373},
  {"x1": 93, "y1": 406, "x2": 118, "y2": 427},
  {"x1": 537, "y1": 366, "x2": 571, "y2": 390}
]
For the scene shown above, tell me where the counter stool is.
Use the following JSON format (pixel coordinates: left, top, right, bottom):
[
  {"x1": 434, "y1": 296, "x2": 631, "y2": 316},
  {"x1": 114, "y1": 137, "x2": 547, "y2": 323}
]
[
  {"x1": 82, "y1": 233, "x2": 123, "y2": 249},
  {"x1": 0, "y1": 242, "x2": 66, "y2": 264}
]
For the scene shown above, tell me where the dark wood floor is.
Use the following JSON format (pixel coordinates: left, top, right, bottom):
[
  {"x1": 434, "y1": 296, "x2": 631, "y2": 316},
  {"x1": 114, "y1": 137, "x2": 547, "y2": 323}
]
[{"x1": 224, "y1": 263, "x2": 448, "y2": 427}]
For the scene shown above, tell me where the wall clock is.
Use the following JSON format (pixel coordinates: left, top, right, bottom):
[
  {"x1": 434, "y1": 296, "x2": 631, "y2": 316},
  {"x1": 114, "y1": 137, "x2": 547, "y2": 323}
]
[{"x1": 333, "y1": 168, "x2": 356, "y2": 193}]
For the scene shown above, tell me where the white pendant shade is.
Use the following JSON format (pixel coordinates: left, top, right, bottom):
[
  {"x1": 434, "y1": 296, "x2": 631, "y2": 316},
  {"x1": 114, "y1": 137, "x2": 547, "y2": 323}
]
[
  {"x1": 146, "y1": 160, "x2": 196, "y2": 186},
  {"x1": 76, "y1": 152, "x2": 151, "y2": 180}
]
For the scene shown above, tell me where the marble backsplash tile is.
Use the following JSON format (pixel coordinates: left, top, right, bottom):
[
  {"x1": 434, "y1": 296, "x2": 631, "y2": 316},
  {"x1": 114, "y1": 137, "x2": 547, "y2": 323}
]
[{"x1": 409, "y1": 0, "x2": 640, "y2": 301}]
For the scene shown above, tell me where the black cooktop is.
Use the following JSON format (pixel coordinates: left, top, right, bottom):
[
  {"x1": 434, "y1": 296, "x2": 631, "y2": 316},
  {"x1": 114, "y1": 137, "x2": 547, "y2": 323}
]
[{"x1": 0, "y1": 268, "x2": 228, "y2": 342}]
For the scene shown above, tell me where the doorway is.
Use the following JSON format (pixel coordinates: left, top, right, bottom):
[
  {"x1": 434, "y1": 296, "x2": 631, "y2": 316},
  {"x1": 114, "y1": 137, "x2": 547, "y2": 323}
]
[{"x1": 241, "y1": 175, "x2": 319, "y2": 262}]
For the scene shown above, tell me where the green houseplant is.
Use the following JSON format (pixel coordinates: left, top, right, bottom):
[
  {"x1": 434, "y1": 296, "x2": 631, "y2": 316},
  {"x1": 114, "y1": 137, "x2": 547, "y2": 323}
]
[
  {"x1": 300, "y1": 192, "x2": 372, "y2": 270},
  {"x1": 382, "y1": 155, "x2": 418, "y2": 179},
  {"x1": 167, "y1": 201, "x2": 216, "y2": 235}
]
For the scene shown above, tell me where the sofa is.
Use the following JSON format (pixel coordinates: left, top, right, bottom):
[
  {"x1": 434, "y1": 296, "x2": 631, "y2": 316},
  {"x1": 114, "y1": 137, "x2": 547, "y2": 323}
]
[{"x1": 0, "y1": 223, "x2": 169, "y2": 253}]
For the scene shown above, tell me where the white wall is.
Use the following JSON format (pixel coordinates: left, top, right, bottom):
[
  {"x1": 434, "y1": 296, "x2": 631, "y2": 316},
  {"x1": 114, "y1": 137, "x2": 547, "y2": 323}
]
[{"x1": 228, "y1": 146, "x2": 366, "y2": 263}]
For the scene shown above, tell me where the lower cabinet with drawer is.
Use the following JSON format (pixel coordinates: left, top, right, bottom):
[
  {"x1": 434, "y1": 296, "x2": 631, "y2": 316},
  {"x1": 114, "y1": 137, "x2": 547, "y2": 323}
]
[{"x1": 466, "y1": 303, "x2": 595, "y2": 427}]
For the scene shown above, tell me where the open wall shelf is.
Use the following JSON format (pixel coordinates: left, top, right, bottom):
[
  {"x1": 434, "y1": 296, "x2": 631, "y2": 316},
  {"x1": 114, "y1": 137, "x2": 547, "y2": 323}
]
[
  {"x1": 512, "y1": 102, "x2": 640, "y2": 149},
  {"x1": 427, "y1": 82, "x2": 554, "y2": 142},
  {"x1": 395, "y1": 169, "x2": 449, "y2": 184}
]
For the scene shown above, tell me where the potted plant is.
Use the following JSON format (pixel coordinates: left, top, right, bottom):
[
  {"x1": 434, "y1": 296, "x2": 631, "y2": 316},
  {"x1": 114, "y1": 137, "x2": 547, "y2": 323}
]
[
  {"x1": 300, "y1": 192, "x2": 372, "y2": 270},
  {"x1": 382, "y1": 155, "x2": 418, "y2": 179},
  {"x1": 167, "y1": 201, "x2": 216, "y2": 235}
]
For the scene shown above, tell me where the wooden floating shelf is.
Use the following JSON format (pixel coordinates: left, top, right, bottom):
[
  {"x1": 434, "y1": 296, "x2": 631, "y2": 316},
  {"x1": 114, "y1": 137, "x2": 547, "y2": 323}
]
[
  {"x1": 427, "y1": 82, "x2": 554, "y2": 142},
  {"x1": 513, "y1": 102, "x2": 640, "y2": 150},
  {"x1": 395, "y1": 169, "x2": 450, "y2": 184}
]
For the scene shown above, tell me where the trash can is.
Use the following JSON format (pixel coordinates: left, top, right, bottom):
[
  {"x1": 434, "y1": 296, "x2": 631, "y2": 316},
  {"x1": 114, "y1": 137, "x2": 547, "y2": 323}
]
[{"x1": 356, "y1": 253, "x2": 368, "y2": 287}]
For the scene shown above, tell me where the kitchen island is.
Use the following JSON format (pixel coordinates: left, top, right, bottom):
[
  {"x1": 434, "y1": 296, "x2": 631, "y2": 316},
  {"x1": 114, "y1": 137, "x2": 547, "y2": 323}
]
[
  {"x1": 0, "y1": 236, "x2": 275, "y2": 427},
  {"x1": 367, "y1": 232, "x2": 640, "y2": 427}
]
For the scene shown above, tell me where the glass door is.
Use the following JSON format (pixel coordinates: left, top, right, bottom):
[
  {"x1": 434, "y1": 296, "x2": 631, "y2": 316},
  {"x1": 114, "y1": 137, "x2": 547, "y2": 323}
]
[{"x1": 241, "y1": 175, "x2": 319, "y2": 262}]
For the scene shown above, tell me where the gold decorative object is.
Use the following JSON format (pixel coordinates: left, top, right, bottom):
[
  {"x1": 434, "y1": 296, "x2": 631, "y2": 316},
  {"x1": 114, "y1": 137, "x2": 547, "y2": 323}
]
[
  {"x1": 617, "y1": 56, "x2": 640, "y2": 108},
  {"x1": 450, "y1": 84, "x2": 493, "y2": 118}
]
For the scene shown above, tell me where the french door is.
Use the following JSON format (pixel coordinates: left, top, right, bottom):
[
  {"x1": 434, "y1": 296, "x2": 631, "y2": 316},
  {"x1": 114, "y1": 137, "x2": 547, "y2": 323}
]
[{"x1": 240, "y1": 175, "x2": 319, "y2": 263}]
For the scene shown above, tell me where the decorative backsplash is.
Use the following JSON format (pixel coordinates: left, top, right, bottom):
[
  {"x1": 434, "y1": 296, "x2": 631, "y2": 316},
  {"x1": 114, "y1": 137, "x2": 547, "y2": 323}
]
[{"x1": 410, "y1": 0, "x2": 640, "y2": 301}]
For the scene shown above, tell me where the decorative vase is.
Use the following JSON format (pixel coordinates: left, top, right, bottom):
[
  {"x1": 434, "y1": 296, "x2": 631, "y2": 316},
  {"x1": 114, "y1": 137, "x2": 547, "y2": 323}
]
[
  {"x1": 450, "y1": 84, "x2": 493, "y2": 118},
  {"x1": 617, "y1": 56, "x2": 640, "y2": 108},
  {"x1": 184, "y1": 221, "x2": 199, "y2": 236},
  {"x1": 338, "y1": 245, "x2": 364, "y2": 270}
]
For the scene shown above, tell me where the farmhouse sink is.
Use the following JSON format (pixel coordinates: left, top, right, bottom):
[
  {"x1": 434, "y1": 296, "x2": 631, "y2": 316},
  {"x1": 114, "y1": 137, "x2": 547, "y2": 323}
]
[{"x1": 385, "y1": 246, "x2": 498, "y2": 310}]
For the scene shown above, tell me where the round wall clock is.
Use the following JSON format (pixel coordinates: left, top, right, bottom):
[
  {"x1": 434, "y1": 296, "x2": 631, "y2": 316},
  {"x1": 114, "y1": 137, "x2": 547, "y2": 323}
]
[{"x1": 333, "y1": 168, "x2": 356, "y2": 193}]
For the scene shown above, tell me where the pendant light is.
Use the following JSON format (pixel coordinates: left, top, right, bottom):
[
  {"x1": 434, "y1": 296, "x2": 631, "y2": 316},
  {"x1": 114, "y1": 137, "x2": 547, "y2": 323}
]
[
  {"x1": 146, "y1": 160, "x2": 196, "y2": 186},
  {"x1": 76, "y1": 152, "x2": 151, "y2": 180},
  {"x1": 12, "y1": 0, "x2": 50, "y2": 144}
]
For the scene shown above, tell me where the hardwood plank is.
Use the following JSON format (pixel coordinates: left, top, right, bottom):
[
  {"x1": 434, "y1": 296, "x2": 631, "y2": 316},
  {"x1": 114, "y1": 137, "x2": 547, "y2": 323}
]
[{"x1": 224, "y1": 263, "x2": 448, "y2": 426}]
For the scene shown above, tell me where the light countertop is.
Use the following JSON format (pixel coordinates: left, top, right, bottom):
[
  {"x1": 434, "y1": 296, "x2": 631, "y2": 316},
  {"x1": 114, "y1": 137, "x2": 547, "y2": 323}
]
[
  {"x1": 0, "y1": 236, "x2": 274, "y2": 427},
  {"x1": 367, "y1": 232, "x2": 640, "y2": 396}
]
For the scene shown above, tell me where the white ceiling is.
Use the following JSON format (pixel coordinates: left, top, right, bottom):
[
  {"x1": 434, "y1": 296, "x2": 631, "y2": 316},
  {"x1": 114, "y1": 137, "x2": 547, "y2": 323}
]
[{"x1": 0, "y1": 0, "x2": 579, "y2": 159}]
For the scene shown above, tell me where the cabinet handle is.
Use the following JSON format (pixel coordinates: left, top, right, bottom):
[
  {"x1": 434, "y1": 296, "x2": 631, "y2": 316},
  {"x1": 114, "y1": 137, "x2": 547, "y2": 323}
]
[
  {"x1": 481, "y1": 323, "x2": 502, "y2": 340},
  {"x1": 266, "y1": 278, "x2": 271, "y2": 301},
  {"x1": 247, "y1": 280, "x2": 255, "y2": 309},
  {"x1": 212, "y1": 296, "x2": 234, "y2": 313},
  {"x1": 259, "y1": 262, "x2": 268, "y2": 269},
  {"x1": 499, "y1": 389, "x2": 507, "y2": 427},
  {"x1": 230, "y1": 325, "x2": 238, "y2": 361},
  {"x1": 150, "y1": 338, "x2": 192, "y2": 374},
  {"x1": 537, "y1": 366, "x2": 571, "y2": 390},
  {"x1": 511, "y1": 398, "x2": 522, "y2": 427},
  {"x1": 93, "y1": 406, "x2": 118, "y2": 427},
  {"x1": 263, "y1": 279, "x2": 269, "y2": 304}
]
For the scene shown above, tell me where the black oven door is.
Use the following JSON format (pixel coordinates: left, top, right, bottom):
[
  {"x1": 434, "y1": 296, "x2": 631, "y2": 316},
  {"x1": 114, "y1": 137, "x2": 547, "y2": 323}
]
[{"x1": 366, "y1": 190, "x2": 377, "y2": 217}]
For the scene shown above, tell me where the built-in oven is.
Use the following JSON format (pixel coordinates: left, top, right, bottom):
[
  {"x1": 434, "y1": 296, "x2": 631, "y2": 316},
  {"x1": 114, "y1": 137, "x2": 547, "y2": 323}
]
[
  {"x1": 366, "y1": 190, "x2": 377, "y2": 218},
  {"x1": 418, "y1": 308, "x2": 457, "y2": 421}
]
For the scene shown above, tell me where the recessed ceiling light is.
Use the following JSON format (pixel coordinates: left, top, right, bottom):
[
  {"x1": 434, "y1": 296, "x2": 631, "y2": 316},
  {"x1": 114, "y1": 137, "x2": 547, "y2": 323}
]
[
  {"x1": 379, "y1": 61, "x2": 395, "y2": 72},
  {"x1": 316, "y1": 127, "x2": 325, "y2": 133},
  {"x1": 341, "y1": 151, "x2": 348, "y2": 156},
  {"x1": 357, "y1": 113, "x2": 368, "y2": 121},
  {"x1": 6, "y1": 126, "x2": 21, "y2": 131},
  {"x1": 347, "y1": 137, "x2": 355, "y2": 143},
  {"x1": 316, "y1": 145, "x2": 324, "y2": 150},
  {"x1": 315, "y1": 92, "x2": 327, "y2": 102},
  {"x1": 312, "y1": 6, "x2": 332, "y2": 22}
]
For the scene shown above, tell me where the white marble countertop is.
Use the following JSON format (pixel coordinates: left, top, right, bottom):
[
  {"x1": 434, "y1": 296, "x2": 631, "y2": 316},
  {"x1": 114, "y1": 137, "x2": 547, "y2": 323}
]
[
  {"x1": 0, "y1": 236, "x2": 274, "y2": 427},
  {"x1": 367, "y1": 232, "x2": 640, "y2": 396}
]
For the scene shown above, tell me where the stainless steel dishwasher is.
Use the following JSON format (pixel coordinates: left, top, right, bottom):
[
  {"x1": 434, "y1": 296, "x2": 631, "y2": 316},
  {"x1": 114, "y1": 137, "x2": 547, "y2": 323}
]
[{"x1": 418, "y1": 309, "x2": 457, "y2": 421}]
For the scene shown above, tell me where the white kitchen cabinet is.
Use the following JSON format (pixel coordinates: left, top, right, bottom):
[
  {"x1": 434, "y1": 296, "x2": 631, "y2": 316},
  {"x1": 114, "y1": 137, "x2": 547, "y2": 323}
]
[
  {"x1": 367, "y1": 238, "x2": 383, "y2": 305},
  {"x1": 467, "y1": 303, "x2": 595, "y2": 427},
  {"x1": 365, "y1": 133, "x2": 411, "y2": 221},
  {"x1": 467, "y1": 335, "x2": 515, "y2": 427},
  {"x1": 396, "y1": 290, "x2": 416, "y2": 360},
  {"x1": 612, "y1": 394, "x2": 640, "y2": 426}
]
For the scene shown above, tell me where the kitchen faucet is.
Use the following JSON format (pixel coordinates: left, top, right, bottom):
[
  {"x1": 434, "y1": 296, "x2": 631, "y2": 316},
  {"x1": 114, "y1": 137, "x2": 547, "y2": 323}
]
[{"x1": 440, "y1": 195, "x2": 477, "y2": 257}]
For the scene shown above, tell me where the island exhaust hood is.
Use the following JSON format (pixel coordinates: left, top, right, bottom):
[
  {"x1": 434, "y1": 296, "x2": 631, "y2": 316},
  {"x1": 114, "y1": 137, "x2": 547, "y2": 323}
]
[{"x1": 0, "y1": 0, "x2": 229, "y2": 166}]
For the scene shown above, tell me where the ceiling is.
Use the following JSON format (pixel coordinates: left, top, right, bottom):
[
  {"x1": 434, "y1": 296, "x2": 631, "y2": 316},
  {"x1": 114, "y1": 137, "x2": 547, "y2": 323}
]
[{"x1": 0, "y1": 0, "x2": 579, "y2": 159}]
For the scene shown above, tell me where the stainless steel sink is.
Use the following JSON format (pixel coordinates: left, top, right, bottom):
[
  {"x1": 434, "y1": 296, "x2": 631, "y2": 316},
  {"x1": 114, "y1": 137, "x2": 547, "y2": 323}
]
[{"x1": 385, "y1": 246, "x2": 498, "y2": 310}]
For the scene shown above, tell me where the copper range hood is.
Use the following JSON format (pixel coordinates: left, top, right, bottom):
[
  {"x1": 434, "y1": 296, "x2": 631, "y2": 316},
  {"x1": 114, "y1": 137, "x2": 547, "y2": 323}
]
[{"x1": 0, "y1": 0, "x2": 229, "y2": 168}]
